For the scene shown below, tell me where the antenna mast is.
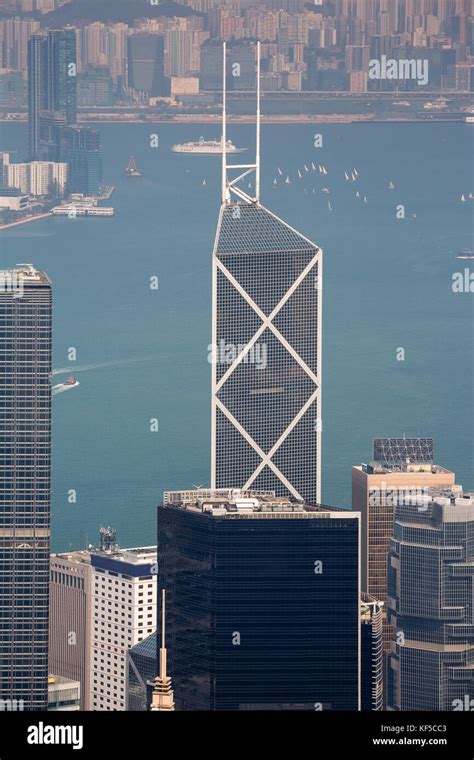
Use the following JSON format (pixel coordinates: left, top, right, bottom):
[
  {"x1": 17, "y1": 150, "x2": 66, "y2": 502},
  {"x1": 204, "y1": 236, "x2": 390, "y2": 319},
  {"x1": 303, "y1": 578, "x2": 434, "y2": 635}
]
[
  {"x1": 221, "y1": 41, "x2": 228, "y2": 204},
  {"x1": 221, "y1": 40, "x2": 262, "y2": 207}
]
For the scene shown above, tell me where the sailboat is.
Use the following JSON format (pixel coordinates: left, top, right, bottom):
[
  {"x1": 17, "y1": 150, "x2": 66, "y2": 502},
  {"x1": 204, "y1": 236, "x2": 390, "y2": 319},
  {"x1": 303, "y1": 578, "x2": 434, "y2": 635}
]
[
  {"x1": 328, "y1": 201, "x2": 332, "y2": 211},
  {"x1": 277, "y1": 167, "x2": 283, "y2": 175},
  {"x1": 318, "y1": 165, "x2": 323, "y2": 173},
  {"x1": 353, "y1": 168, "x2": 359, "y2": 177},
  {"x1": 312, "y1": 188, "x2": 316, "y2": 194},
  {"x1": 202, "y1": 179, "x2": 206, "y2": 186},
  {"x1": 321, "y1": 187, "x2": 330, "y2": 194},
  {"x1": 469, "y1": 192, "x2": 473, "y2": 199},
  {"x1": 356, "y1": 190, "x2": 360, "y2": 197},
  {"x1": 363, "y1": 196, "x2": 368, "y2": 203},
  {"x1": 125, "y1": 156, "x2": 141, "y2": 177},
  {"x1": 285, "y1": 176, "x2": 291, "y2": 184},
  {"x1": 311, "y1": 162, "x2": 316, "y2": 170},
  {"x1": 351, "y1": 172, "x2": 357, "y2": 182},
  {"x1": 273, "y1": 178, "x2": 277, "y2": 186},
  {"x1": 322, "y1": 166, "x2": 328, "y2": 175},
  {"x1": 304, "y1": 164, "x2": 309, "y2": 172},
  {"x1": 461, "y1": 194, "x2": 466, "y2": 202},
  {"x1": 344, "y1": 171, "x2": 350, "y2": 181},
  {"x1": 298, "y1": 169, "x2": 303, "y2": 179},
  {"x1": 389, "y1": 181, "x2": 395, "y2": 189}
]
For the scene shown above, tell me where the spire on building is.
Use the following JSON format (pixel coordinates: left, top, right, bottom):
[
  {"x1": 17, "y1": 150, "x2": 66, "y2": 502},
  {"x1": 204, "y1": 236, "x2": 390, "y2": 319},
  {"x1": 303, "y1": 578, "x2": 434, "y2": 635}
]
[{"x1": 150, "y1": 589, "x2": 175, "y2": 711}]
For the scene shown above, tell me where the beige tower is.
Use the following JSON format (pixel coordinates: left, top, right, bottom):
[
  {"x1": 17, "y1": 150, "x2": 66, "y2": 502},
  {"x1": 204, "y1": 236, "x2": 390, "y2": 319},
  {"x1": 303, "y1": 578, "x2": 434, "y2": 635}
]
[
  {"x1": 150, "y1": 590, "x2": 175, "y2": 712},
  {"x1": 352, "y1": 438, "x2": 456, "y2": 651}
]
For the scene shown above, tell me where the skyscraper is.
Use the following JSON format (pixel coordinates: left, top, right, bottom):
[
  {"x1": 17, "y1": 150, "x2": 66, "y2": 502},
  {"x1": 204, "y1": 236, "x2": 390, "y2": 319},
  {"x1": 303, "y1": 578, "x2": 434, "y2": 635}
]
[
  {"x1": 0, "y1": 265, "x2": 52, "y2": 710},
  {"x1": 28, "y1": 34, "x2": 47, "y2": 159},
  {"x1": 46, "y1": 29, "x2": 77, "y2": 126},
  {"x1": 387, "y1": 487, "x2": 474, "y2": 711},
  {"x1": 49, "y1": 534, "x2": 157, "y2": 712},
  {"x1": 127, "y1": 33, "x2": 166, "y2": 96},
  {"x1": 28, "y1": 29, "x2": 77, "y2": 160},
  {"x1": 352, "y1": 438, "x2": 456, "y2": 650},
  {"x1": 159, "y1": 488, "x2": 360, "y2": 710},
  {"x1": 211, "y1": 43, "x2": 322, "y2": 504}
]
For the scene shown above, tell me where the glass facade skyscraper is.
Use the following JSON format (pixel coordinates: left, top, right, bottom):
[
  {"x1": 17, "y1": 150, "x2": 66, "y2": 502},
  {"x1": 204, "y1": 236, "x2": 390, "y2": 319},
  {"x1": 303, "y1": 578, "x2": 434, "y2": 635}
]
[
  {"x1": 0, "y1": 266, "x2": 52, "y2": 710},
  {"x1": 211, "y1": 204, "x2": 322, "y2": 504},
  {"x1": 158, "y1": 489, "x2": 360, "y2": 711},
  {"x1": 27, "y1": 35, "x2": 47, "y2": 160},
  {"x1": 28, "y1": 29, "x2": 77, "y2": 160},
  {"x1": 387, "y1": 488, "x2": 474, "y2": 711}
]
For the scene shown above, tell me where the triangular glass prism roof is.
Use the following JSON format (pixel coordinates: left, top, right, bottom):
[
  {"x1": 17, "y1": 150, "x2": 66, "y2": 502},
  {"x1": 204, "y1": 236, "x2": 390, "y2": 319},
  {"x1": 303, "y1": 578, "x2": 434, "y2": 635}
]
[{"x1": 215, "y1": 202, "x2": 319, "y2": 257}]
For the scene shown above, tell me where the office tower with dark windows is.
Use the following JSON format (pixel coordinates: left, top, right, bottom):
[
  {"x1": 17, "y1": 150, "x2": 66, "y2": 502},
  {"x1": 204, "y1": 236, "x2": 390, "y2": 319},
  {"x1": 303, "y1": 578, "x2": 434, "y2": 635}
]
[
  {"x1": 28, "y1": 34, "x2": 47, "y2": 159},
  {"x1": 0, "y1": 265, "x2": 52, "y2": 710},
  {"x1": 127, "y1": 33, "x2": 166, "y2": 97},
  {"x1": 361, "y1": 593, "x2": 384, "y2": 711},
  {"x1": 387, "y1": 488, "x2": 474, "y2": 711},
  {"x1": 46, "y1": 28, "x2": 77, "y2": 126},
  {"x1": 211, "y1": 43, "x2": 322, "y2": 505},
  {"x1": 158, "y1": 489, "x2": 360, "y2": 711},
  {"x1": 352, "y1": 438, "x2": 456, "y2": 651},
  {"x1": 28, "y1": 29, "x2": 77, "y2": 160},
  {"x1": 61, "y1": 125, "x2": 102, "y2": 195}
]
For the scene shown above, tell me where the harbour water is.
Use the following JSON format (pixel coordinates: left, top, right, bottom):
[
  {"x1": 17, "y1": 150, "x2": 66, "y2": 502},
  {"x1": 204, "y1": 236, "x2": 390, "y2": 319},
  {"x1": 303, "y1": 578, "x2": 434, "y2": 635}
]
[{"x1": 0, "y1": 121, "x2": 472, "y2": 551}]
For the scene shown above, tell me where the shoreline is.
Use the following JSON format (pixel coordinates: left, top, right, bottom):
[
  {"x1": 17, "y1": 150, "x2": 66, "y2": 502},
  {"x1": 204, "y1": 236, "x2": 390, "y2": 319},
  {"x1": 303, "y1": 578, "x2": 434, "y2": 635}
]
[
  {"x1": 0, "y1": 113, "x2": 469, "y2": 125},
  {"x1": 0, "y1": 211, "x2": 53, "y2": 231}
]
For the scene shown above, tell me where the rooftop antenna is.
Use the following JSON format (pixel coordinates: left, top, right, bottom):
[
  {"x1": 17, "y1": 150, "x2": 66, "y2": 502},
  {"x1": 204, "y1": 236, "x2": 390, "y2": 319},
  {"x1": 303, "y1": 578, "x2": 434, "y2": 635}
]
[{"x1": 221, "y1": 40, "x2": 262, "y2": 206}]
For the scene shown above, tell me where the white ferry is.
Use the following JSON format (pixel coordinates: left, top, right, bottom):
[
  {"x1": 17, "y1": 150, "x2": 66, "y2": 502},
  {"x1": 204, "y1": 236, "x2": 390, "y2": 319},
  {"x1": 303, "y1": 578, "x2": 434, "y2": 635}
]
[{"x1": 171, "y1": 137, "x2": 246, "y2": 154}]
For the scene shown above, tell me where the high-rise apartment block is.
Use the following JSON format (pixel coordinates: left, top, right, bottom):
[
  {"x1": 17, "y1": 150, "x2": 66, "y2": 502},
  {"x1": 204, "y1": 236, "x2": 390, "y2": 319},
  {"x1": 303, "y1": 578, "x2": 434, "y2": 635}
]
[
  {"x1": 49, "y1": 533, "x2": 157, "y2": 711},
  {"x1": 159, "y1": 488, "x2": 360, "y2": 710},
  {"x1": 0, "y1": 265, "x2": 52, "y2": 710}
]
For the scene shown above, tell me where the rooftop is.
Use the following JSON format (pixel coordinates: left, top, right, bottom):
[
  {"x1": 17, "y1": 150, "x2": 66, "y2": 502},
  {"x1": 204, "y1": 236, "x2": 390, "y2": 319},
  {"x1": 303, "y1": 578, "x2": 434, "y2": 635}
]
[
  {"x1": 0, "y1": 264, "x2": 50, "y2": 286},
  {"x1": 162, "y1": 488, "x2": 356, "y2": 519},
  {"x1": 358, "y1": 462, "x2": 452, "y2": 476}
]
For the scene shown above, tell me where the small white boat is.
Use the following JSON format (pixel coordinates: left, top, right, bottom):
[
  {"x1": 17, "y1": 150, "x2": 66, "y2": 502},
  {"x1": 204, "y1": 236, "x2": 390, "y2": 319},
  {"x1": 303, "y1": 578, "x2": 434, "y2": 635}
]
[
  {"x1": 312, "y1": 188, "x2": 316, "y2": 194},
  {"x1": 469, "y1": 192, "x2": 473, "y2": 199},
  {"x1": 356, "y1": 190, "x2": 360, "y2": 197},
  {"x1": 285, "y1": 176, "x2": 291, "y2": 184},
  {"x1": 304, "y1": 164, "x2": 309, "y2": 172},
  {"x1": 461, "y1": 194, "x2": 466, "y2": 202},
  {"x1": 318, "y1": 165, "x2": 323, "y2": 173},
  {"x1": 322, "y1": 166, "x2": 328, "y2": 175},
  {"x1": 351, "y1": 172, "x2": 357, "y2": 182},
  {"x1": 311, "y1": 162, "x2": 316, "y2": 170},
  {"x1": 298, "y1": 169, "x2": 302, "y2": 179},
  {"x1": 353, "y1": 168, "x2": 359, "y2": 177},
  {"x1": 328, "y1": 201, "x2": 332, "y2": 211},
  {"x1": 273, "y1": 178, "x2": 277, "y2": 185},
  {"x1": 321, "y1": 187, "x2": 330, "y2": 194},
  {"x1": 202, "y1": 179, "x2": 206, "y2": 186},
  {"x1": 363, "y1": 196, "x2": 368, "y2": 203},
  {"x1": 278, "y1": 167, "x2": 283, "y2": 175},
  {"x1": 389, "y1": 181, "x2": 395, "y2": 189},
  {"x1": 344, "y1": 171, "x2": 350, "y2": 181}
]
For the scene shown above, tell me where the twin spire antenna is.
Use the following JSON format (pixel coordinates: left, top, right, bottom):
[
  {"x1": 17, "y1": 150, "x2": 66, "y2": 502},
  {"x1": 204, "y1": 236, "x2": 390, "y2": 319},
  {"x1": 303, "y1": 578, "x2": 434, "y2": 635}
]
[{"x1": 221, "y1": 40, "x2": 261, "y2": 206}]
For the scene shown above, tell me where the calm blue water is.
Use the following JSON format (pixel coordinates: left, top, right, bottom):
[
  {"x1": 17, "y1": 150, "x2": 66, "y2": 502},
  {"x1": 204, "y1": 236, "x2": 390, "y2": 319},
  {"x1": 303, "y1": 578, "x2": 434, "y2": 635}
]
[{"x1": 0, "y1": 121, "x2": 472, "y2": 551}]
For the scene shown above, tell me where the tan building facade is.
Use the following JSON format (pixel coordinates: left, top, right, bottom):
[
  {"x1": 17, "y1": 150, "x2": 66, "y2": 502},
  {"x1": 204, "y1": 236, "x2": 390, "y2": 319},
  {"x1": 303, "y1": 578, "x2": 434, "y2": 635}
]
[{"x1": 352, "y1": 461, "x2": 456, "y2": 649}]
